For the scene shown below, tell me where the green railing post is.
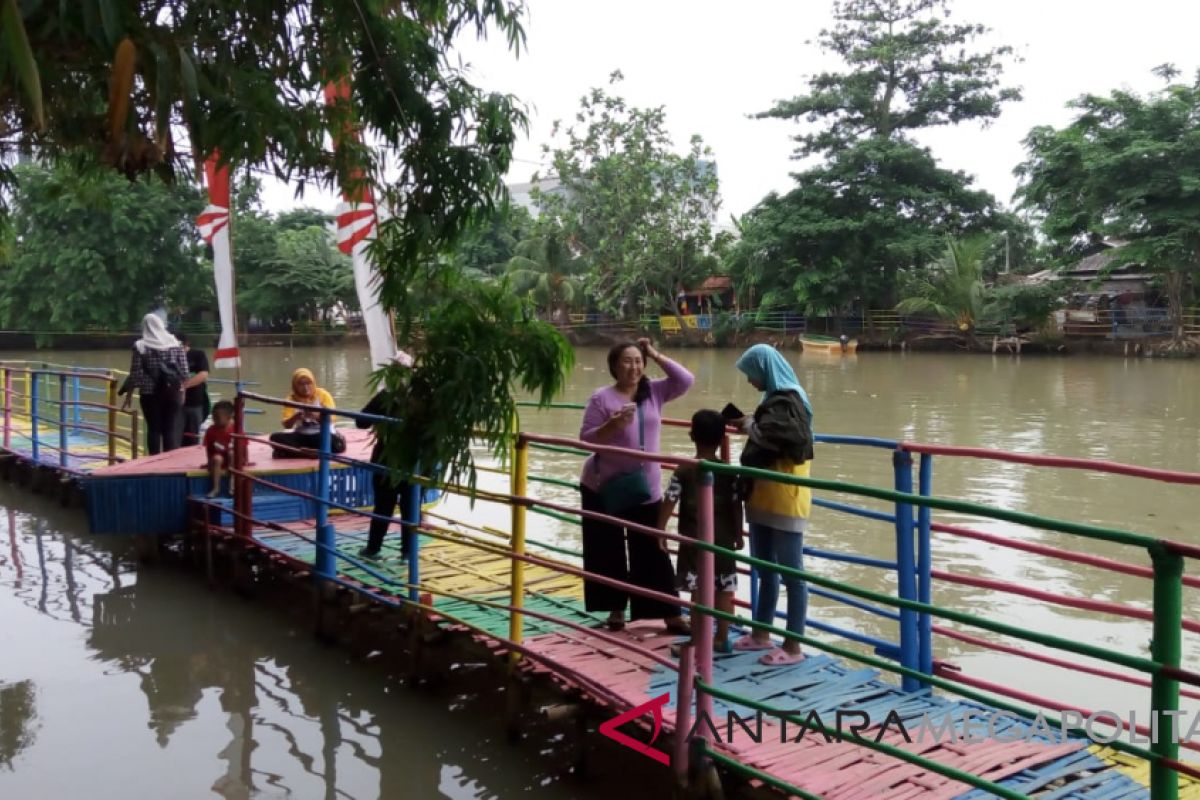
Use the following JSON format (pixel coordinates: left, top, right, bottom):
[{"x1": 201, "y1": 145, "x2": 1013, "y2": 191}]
[
  {"x1": 58, "y1": 373, "x2": 68, "y2": 467},
  {"x1": 2, "y1": 368, "x2": 10, "y2": 451},
  {"x1": 1149, "y1": 542, "x2": 1184, "y2": 800}
]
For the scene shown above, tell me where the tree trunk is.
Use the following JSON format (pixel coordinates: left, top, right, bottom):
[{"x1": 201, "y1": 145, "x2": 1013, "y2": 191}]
[{"x1": 1166, "y1": 270, "x2": 1185, "y2": 343}]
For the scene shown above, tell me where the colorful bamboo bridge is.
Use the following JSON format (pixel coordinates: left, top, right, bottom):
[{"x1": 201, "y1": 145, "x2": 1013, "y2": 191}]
[{"x1": 3, "y1": 364, "x2": 1200, "y2": 799}]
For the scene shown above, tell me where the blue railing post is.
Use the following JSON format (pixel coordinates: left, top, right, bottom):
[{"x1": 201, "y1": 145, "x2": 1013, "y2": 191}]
[
  {"x1": 58, "y1": 374, "x2": 68, "y2": 467},
  {"x1": 30, "y1": 371, "x2": 40, "y2": 463},
  {"x1": 892, "y1": 449, "x2": 920, "y2": 692},
  {"x1": 405, "y1": 482, "x2": 422, "y2": 602},
  {"x1": 72, "y1": 375, "x2": 81, "y2": 427},
  {"x1": 917, "y1": 453, "x2": 934, "y2": 680},
  {"x1": 314, "y1": 409, "x2": 336, "y2": 579}
]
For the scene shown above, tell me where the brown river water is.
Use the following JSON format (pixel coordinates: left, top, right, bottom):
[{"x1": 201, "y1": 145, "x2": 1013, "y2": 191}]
[{"x1": 1, "y1": 344, "x2": 1198, "y2": 796}]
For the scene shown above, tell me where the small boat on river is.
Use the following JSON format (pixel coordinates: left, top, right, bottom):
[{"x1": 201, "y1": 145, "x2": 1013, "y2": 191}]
[{"x1": 800, "y1": 334, "x2": 858, "y2": 355}]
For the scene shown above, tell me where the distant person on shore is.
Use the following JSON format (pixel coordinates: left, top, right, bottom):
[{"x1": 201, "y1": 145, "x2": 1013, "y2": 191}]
[
  {"x1": 268, "y1": 368, "x2": 344, "y2": 457},
  {"x1": 730, "y1": 344, "x2": 815, "y2": 666},
  {"x1": 355, "y1": 350, "x2": 418, "y2": 561},
  {"x1": 119, "y1": 313, "x2": 188, "y2": 455},
  {"x1": 177, "y1": 334, "x2": 210, "y2": 446},
  {"x1": 658, "y1": 409, "x2": 743, "y2": 654},
  {"x1": 202, "y1": 400, "x2": 235, "y2": 497},
  {"x1": 579, "y1": 338, "x2": 693, "y2": 634}
]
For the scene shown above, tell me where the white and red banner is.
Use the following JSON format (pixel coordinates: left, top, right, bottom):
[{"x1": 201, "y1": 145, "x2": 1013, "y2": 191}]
[
  {"x1": 198, "y1": 154, "x2": 241, "y2": 369},
  {"x1": 324, "y1": 79, "x2": 397, "y2": 370}
]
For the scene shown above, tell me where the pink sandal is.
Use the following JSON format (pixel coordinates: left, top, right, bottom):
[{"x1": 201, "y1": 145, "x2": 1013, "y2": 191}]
[
  {"x1": 732, "y1": 635, "x2": 775, "y2": 652},
  {"x1": 759, "y1": 648, "x2": 805, "y2": 666}
]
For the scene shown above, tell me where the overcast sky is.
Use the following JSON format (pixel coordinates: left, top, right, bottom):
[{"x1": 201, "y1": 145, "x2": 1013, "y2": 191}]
[{"x1": 262, "y1": 0, "x2": 1200, "y2": 221}]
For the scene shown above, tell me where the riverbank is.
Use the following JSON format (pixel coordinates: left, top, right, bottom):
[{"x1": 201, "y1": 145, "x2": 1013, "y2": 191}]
[{"x1": 4, "y1": 327, "x2": 1196, "y2": 358}]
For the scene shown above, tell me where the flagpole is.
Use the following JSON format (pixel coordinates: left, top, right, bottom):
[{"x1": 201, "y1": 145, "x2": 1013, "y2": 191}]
[{"x1": 230, "y1": 161, "x2": 242, "y2": 385}]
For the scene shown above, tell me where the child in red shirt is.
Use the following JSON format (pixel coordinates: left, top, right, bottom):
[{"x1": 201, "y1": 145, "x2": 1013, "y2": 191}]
[{"x1": 202, "y1": 401, "x2": 235, "y2": 497}]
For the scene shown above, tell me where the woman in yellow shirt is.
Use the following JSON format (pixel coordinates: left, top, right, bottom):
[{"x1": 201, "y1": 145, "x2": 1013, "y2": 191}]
[{"x1": 269, "y1": 368, "x2": 343, "y2": 456}]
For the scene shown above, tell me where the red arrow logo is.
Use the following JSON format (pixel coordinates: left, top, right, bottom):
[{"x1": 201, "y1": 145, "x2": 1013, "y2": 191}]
[{"x1": 598, "y1": 693, "x2": 671, "y2": 766}]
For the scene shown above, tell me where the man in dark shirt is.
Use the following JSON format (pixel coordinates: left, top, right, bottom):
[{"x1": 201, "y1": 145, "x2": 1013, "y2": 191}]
[
  {"x1": 356, "y1": 350, "x2": 418, "y2": 560},
  {"x1": 178, "y1": 334, "x2": 211, "y2": 446}
]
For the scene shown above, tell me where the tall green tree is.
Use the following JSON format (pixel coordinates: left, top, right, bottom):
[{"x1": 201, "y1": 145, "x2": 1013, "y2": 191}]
[
  {"x1": 536, "y1": 74, "x2": 722, "y2": 318},
  {"x1": 0, "y1": 160, "x2": 205, "y2": 338},
  {"x1": 452, "y1": 204, "x2": 533, "y2": 280},
  {"x1": 1, "y1": 1, "x2": 572, "y2": 486},
  {"x1": 1016, "y1": 67, "x2": 1200, "y2": 347},
  {"x1": 758, "y1": 0, "x2": 1020, "y2": 158},
  {"x1": 504, "y1": 228, "x2": 587, "y2": 323},
  {"x1": 735, "y1": 0, "x2": 1019, "y2": 311},
  {"x1": 239, "y1": 225, "x2": 355, "y2": 325}
]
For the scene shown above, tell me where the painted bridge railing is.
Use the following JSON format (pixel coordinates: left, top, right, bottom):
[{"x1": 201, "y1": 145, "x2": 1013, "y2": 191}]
[
  {"x1": 0, "y1": 363, "x2": 139, "y2": 469},
  {"x1": 215, "y1": 390, "x2": 1200, "y2": 800},
  {"x1": 0, "y1": 359, "x2": 272, "y2": 468}
]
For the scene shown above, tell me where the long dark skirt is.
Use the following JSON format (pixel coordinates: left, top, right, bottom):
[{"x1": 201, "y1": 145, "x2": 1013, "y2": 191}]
[
  {"x1": 580, "y1": 486, "x2": 680, "y2": 620},
  {"x1": 268, "y1": 429, "x2": 346, "y2": 457}
]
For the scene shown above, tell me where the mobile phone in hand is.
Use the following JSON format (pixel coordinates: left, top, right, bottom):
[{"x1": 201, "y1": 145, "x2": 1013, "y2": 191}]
[{"x1": 721, "y1": 402, "x2": 743, "y2": 421}]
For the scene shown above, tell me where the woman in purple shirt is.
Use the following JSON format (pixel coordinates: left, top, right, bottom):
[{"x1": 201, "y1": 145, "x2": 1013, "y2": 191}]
[{"x1": 580, "y1": 339, "x2": 694, "y2": 632}]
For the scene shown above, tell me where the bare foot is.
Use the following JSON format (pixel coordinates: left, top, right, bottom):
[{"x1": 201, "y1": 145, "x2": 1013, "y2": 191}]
[{"x1": 205, "y1": 489, "x2": 219, "y2": 498}]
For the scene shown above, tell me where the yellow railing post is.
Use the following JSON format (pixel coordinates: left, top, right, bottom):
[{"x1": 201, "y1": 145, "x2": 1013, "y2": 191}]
[
  {"x1": 508, "y1": 433, "x2": 529, "y2": 667},
  {"x1": 106, "y1": 377, "x2": 118, "y2": 464},
  {"x1": 22, "y1": 370, "x2": 31, "y2": 417}
]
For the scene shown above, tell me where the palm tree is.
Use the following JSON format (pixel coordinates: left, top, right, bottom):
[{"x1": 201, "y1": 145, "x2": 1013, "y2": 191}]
[
  {"x1": 896, "y1": 237, "x2": 987, "y2": 341},
  {"x1": 504, "y1": 230, "x2": 587, "y2": 324}
]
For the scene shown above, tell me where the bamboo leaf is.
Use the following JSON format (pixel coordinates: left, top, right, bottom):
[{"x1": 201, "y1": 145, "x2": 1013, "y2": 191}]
[
  {"x1": 97, "y1": 0, "x2": 121, "y2": 46},
  {"x1": 1, "y1": 0, "x2": 45, "y2": 130},
  {"x1": 151, "y1": 43, "x2": 173, "y2": 149},
  {"x1": 107, "y1": 37, "x2": 136, "y2": 140},
  {"x1": 178, "y1": 46, "x2": 200, "y2": 133}
]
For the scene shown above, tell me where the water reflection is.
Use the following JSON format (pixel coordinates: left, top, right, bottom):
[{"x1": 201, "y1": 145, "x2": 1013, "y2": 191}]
[
  {"x1": 0, "y1": 482, "x2": 662, "y2": 798},
  {"x1": 0, "y1": 680, "x2": 37, "y2": 771}
]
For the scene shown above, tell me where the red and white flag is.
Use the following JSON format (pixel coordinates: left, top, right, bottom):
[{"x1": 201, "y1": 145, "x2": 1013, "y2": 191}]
[
  {"x1": 324, "y1": 78, "x2": 396, "y2": 369},
  {"x1": 199, "y1": 153, "x2": 240, "y2": 369}
]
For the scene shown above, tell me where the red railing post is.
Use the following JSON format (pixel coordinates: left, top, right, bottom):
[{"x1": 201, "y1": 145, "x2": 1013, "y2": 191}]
[
  {"x1": 673, "y1": 643, "x2": 695, "y2": 784},
  {"x1": 694, "y1": 466, "x2": 716, "y2": 741}
]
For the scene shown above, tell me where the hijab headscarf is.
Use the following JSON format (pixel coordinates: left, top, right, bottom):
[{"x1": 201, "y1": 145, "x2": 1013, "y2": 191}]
[
  {"x1": 735, "y1": 344, "x2": 814, "y2": 421},
  {"x1": 288, "y1": 368, "x2": 318, "y2": 401},
  {"x1": 283, "y1": 367, "x2": 335, "y2": 424},
  {"x1": 134, "y1": 313, "x2": 180, "y2": 354}
]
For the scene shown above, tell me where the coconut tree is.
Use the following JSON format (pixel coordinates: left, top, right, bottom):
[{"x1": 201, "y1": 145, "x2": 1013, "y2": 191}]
[
  {"x1": 896, "y1": 237, "x2": 988, "y2": 341},
  {"x1": 504, "y1": 229, "x2": 587, "y2": 324}
]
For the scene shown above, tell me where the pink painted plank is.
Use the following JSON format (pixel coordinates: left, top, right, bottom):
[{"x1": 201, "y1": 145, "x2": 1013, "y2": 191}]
[{"x1": 91, "y1": 427, "x2": 375, "y2": 477}]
